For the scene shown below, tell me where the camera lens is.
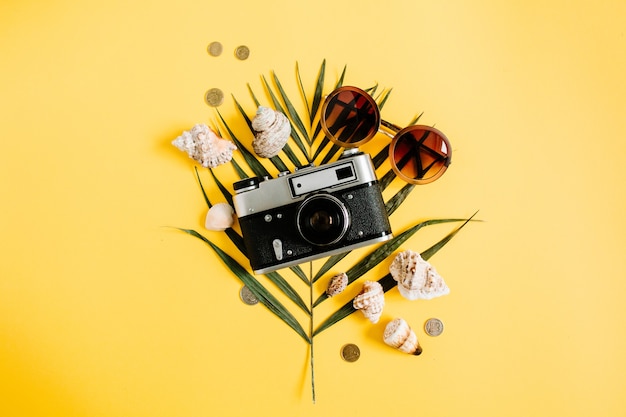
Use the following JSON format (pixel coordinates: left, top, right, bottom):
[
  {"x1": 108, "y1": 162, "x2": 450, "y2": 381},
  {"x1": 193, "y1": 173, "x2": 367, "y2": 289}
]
[{"x1": 296, "y1": 194, "x2": 350, "y2": 246}]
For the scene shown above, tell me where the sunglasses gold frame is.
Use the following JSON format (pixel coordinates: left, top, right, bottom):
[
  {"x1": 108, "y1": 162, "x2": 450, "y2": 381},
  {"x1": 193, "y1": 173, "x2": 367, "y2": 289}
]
[{"x1": 320, "y1": 86, "x2": 452, "y2": 185}]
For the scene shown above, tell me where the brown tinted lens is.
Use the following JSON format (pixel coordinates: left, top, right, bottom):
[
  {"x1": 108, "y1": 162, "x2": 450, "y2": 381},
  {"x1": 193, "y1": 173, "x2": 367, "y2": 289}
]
[
  {"x1": 390, "y1": 126, "x2": 451, "y2": 184},
  {"x1": 320, "y1": 86, "x2": 380, "y2": 147}
]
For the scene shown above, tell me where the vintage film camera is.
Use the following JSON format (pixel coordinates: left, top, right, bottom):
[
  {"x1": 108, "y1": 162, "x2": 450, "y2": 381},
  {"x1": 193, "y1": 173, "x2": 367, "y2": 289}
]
[{"x1": 232, "y1": 149, "x2": 393, "y2": 274}]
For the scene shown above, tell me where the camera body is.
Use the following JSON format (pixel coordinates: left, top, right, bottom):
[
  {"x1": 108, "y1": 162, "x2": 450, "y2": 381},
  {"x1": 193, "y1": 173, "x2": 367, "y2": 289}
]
[{"x1": 232, "y1": 150, "x2": 393, "y2": 274}]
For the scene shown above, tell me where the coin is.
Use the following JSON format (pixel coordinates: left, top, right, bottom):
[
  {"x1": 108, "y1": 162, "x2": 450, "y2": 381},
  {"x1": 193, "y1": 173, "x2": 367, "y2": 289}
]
[
  {"x1": 234, "y1": 45, "x2": 250, "y2": 60},
  {"x1": 239, "y1": 285, "x2": 259, "y2": 305},
  {"x1": 340, "y1": 343, "x2": 360, "y2": 362},
  {"x1": 424, "y1": 318, "x2": 444, "y2": 336},
  {"x1": 205, "y1": 88, "x2": 224, "y2": 107},
  {"x1": 207, "y1": 41, "x2": 223, "y2": 57}
]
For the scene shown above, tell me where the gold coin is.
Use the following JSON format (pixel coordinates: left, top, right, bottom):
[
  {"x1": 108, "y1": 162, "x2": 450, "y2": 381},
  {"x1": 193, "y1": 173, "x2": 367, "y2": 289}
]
[
  {"x1": 340, "y1": 343, "x2": 360, "y2": 362},
  {"x1": 234, "y1": 45, "x2": 250, "y2": 60},
  {"x1": 424, "y1": 318, "x2": 444, "y2": 336},
  {"x1": 207, "y1": 41, "x2": 223, "y2": 57},
  {"x1": 239, "y1": 285, "x2": 259, "y2": 305},
  {"x1": 205, "y1": 88, "x2": 224, "y2": 107}
]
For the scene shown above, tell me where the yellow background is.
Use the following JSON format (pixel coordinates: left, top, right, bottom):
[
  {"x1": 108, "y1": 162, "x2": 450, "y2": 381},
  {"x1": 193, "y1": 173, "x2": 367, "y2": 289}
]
[{"x1": 2, "y1": 0, "x2": 625, "y2": 416}]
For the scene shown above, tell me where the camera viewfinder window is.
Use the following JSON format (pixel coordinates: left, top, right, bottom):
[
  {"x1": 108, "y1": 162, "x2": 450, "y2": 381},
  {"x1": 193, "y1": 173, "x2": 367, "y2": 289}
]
[{"x1": 336, "y1": 166, "x2": 354, "y2": 181}]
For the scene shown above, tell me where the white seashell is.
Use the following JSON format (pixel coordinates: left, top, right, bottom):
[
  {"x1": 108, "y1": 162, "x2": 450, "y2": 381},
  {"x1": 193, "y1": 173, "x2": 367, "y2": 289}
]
[
  {"x1": 389, "y1": 250, "x2": 450, "y2": 301},
  {"x1": 251, "y1": 106, "x2": 291, "y2": 158},
  {"x1": 205, "y1": 203, "x2": 235, "y2": 231},
  {"x1": 383, "y1": 318, "x2": 422, "y2": 355},
  {"x1": 172, "y1": 124, "x2": 237, "y2": 168},
  {"x1": 326, "y1": 272, "x2": 348, "y2": 296},
  {"x1": 352, "y1": 280, "x2": 385, "y2": 324}
]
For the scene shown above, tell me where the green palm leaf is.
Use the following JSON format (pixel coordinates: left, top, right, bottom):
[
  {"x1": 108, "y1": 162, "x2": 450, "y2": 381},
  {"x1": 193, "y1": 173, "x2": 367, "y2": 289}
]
[
  {"x1": 175, "y1": 60, "x2": 478, "y2": 403},
  {"x1": 271, "y1": 71, "x2": 310, "y2": 145},
  {"x1": 364, "y1": 83, "x2": 378, "y2": 96},
  {"x1": 420, "y1": 212, "x2": 479, "y2": 260},
  {"x1": 385, "y1": 183, "x2": 415, "y2": 215},
  {"x1": 312, "y1": 217, "x2": 472, "y2": 307},
  {"x1": 371, "y1": 146, "x2": 389, "y2": 170},
  {"x1": 265, "y1": 270, "x2": 311, "y2": 315},
  {"x1": 279, "y1": 143, "x2": 305, "y2": 169},
  {"x1": 310, "y1": 134, "x2": 331, "y2": 162},
  {"x1": 247, "y1": 83, "x2": 261, "y2": 107},
  {"x1": 376, "y1": 88, "x2": 392, "y2": 110},
  {"x1": 230, "y1": 158, "x2": 249, "y2": 180},
  {"x1": 312, "y1": 251, "x2": 350, "y2": 284},
  {"x1": 295, "y1": 62, "x2": 311, "y2": 122},
  {"x1": 231, "y1": 95, "x2": 294, "y2": 171},
  {"x1": 310, "y1": 65, "x2": 346, "y2": 159},
  {"x1": 290, "y1": 265, "x2": 309, "y2": 285},
  {"x1": 216, "y1": 110, "x2": 270, "y2": 179},
  {"x1": 409, "y1": 112, "x2": 424, "y2": 125},
  {"x1": 194, "y1": 171, "x2": 308, "y2": 310},
  {"x1": 260, "y1": 76, "x2": 311, "y2": 161},
  {"x1": 179, "y1": 228, "x2": 310, "y2": 343},
  {"x1": 379, "y1": 169, "x2": 397, "y2": 192},
  {"x1": 208, "y1": 168, "x2": 234, "y2": 207},
  {"x1": 313, "y1": 214, "x2": 477, "y2": 336},
  {"x1": 308, "y1": 59, "x2": 326, "y2": 123},
  {"x1": 194, "y1": 166, "x2": 212, "y2": 208}
]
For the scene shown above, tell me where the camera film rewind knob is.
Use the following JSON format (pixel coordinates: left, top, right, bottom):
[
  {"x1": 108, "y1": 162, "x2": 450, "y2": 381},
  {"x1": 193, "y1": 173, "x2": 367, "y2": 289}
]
[
  {"x1": 233, "y1": 177, "x2": 260, "y2": 193},
  {"x1": 340, "y1": 148, "x2": 360, "y2": 158}
]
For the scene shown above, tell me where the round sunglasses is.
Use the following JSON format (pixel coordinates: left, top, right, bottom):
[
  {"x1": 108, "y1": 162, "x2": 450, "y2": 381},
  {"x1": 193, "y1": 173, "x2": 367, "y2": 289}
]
[{"x1": 320, "y1": 86, "x2": 452, "y2": 185}]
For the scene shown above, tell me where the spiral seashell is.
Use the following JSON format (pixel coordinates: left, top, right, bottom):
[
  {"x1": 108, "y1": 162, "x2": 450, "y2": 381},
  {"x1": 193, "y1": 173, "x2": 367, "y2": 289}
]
[
  {"x1": 389, "y1": 250, "x2": 450, "y2": 301},
  {"x1": 205, "y1": 203, "x2": 235, "y2": 231},
  {"x1": 383, "y1": 317, "x2": 422, "y2": 355},
  {"x1": 326, "y1": 272, "x2": 348, "y2": 297},
  {"x1": 172, "y1": 124, "x2": 236, "y2": 168},
  {"x1": 251, "y1": 106, "x2": 291, "y2": 158},
  {"x1": 352, "y1": 280, "x2": 385, "y2": 324}
]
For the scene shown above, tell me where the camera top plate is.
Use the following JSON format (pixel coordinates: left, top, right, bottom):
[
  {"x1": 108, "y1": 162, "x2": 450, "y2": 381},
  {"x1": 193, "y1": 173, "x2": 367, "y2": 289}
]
[{"x1": 232, "y1": 152, "x2": 379, "y2": 219}]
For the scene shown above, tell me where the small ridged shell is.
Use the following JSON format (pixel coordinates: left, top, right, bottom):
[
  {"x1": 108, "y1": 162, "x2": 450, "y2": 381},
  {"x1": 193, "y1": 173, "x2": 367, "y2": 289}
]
[
  {"x1": 205, "y1": 203, "x2": 235, "y2": 231},
  {"x1": 172, "y1": 124, "x2": 236, "y2": 168},
  {"x1": 389, "y1": 250, "x2": 450, "y2": 300},
  {"x1": 383, "y1": 318, "x2": 422, "y2": 355},
  {"x1": 352, "y1": 281, "x2": 385, "y2": 324},
  {"x1": 251, "y1": 106, "x2": 291, "y2": 158},
  {"x1": 326, "y1": 272, "x2": 348, "y2": 296}
]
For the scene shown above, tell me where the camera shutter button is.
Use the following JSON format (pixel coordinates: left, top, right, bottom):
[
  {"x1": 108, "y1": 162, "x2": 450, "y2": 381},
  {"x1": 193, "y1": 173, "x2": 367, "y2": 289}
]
[{"x1": 272, "y1": 239, "x2": 284, "y2": 261}]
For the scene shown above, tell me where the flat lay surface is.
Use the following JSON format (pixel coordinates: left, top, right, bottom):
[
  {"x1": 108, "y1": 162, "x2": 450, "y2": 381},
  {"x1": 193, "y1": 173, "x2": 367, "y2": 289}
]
[{"x1": 2, "y1": 1, "x2": 625, "y2": 416}]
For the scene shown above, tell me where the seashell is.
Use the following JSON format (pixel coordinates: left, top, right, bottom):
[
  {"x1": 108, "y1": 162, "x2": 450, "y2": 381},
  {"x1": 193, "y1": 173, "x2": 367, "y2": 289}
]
[
  {"x1": 205, "y1": 203, "x2": 235, "y2": 231},
  {"x1": 352, "y1": 280, "x2": 385, "y2": 324},
  {"x1": 251, "y1": 106, "x2": 291, "y2": 158},
  {"x1": 326, "y1": 272, "x2": 348, "y2": 296},
  {"x1": 383, "y1": 317, "x2": 422, "y2": 355},
  {"x1": 172, "y1": 124, "x2": 236, "y2": 168},
  {"x1": 389, "y1": 250, "x2": 450, "y2": 301}
]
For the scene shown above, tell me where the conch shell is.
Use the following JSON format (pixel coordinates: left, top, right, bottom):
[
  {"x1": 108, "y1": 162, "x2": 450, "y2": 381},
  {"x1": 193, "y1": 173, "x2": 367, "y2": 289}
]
[
  {"x1": 352, "y1": 280, "x2": 385, "y2": 324},
  {"x1": 326, "y1": 272, "x2": 348, "y2": 297},
  {"x1": 383, "y1": 317, "x2": 422, "y2": 355},
  {"x1": 172, "y1": 124, "x2": 236, "y2": 168},
  {"x1": 389, "y1": 250, "x2": 450, "y2": 300},
  {"x1": 251, "y1": 106, "x2": 291, "y2": 158},
  {"x1": 205, "y1": 203, "x2": 235, "y2": 231}
]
